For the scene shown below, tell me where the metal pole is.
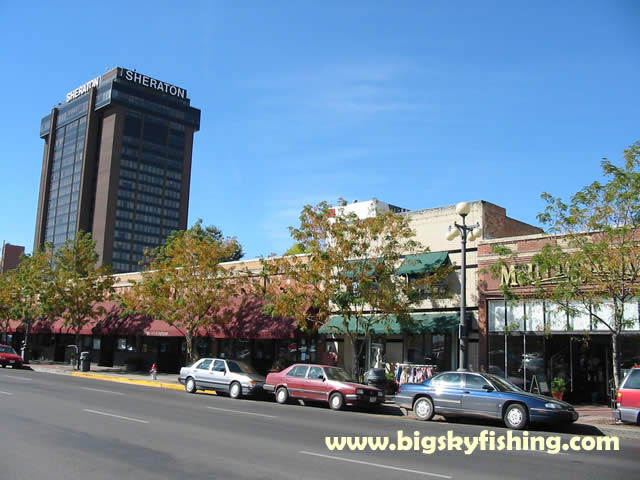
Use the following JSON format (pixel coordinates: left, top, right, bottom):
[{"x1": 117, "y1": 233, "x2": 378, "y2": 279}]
[{"x1": 458, "y1": 215, "x2": 468, "y2": 371}]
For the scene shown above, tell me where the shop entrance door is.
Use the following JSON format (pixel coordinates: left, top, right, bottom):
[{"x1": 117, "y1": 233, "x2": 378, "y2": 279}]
[{"x1": 570, "y1": 337, "x2": 609, "y2": 404}]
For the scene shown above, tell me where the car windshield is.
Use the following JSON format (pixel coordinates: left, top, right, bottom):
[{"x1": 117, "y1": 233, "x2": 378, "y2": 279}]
[
  {"x1": 484, "y1": 374, "x2": 524, "y2": 392},
  {"x1": 226, "y1": 360, "x2": 256, "y2": 374},
  {"x1": 324, "y1": 367, "x2": 352, "y2": 382},
  {"x1": 0, "y1": 346, "x2": 16, "y2": 354}
]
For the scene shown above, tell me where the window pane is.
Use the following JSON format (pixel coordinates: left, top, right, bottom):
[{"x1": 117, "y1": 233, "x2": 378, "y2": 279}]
[
  {"x1": 570, "y1": 302, "x2": 590, "y2": 331},
  {"x1": 546, "y1": 302, "x2": 568, "y2": 331},
  {"x1": 525, "y1": 300, "x2": 544, "y2": 332},
  {"x1": 488, "y1": 300, "x2": 505, "y2": 332},
  {"x1": 506, "y1": 301, "x2": 524, "y2": 331}
]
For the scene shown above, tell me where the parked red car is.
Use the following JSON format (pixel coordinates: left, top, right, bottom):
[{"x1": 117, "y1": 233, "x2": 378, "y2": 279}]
[
  {"x1": 0, "y1": 345, "x2": 23, "y2": 369},
  {"x1": 264, "y1": 363, "x2": 384, "y2": 410},
  {"x1": 614, "y1": 366, "x2": 640, "y2": 425}
]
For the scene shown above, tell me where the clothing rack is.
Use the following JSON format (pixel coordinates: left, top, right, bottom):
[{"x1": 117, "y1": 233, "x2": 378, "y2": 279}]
[{"x1": 394, "y1": 363, "x2": 438, "y2": 385}]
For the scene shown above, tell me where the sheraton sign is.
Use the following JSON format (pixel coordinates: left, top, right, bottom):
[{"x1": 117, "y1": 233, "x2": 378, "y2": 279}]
[
  {"x1": 120, "y1": 69, "x2": 186, "y2": 99},
  {"x1": 65, "y1": 68, "x2": 187, "y2": 103},
  {"x1": 66, "y1": 76, "x2": 101, "y2": 102}
]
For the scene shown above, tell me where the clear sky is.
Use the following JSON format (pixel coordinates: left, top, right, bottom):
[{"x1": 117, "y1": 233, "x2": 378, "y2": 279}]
[{"x1": 1, "y1": 1, "x2": 638, "y2": 260}]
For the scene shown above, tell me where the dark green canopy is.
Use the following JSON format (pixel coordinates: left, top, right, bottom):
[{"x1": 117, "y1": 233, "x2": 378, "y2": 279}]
[{"x1": 319, "y1": 312, "x2": 460, "y2": 334}]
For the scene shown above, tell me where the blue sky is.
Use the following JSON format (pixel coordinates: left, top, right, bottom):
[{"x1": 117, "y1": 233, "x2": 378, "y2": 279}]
[{"x1": 1, "y1": 1, "x2": 638, "y2": 259}]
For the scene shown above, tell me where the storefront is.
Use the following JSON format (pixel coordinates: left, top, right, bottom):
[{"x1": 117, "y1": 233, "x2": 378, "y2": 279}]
[
  {"x1": 319, "y1": 312, "x2": 461, "y2": 379},
  {"x1": 478, "y1": 235, "x2": 640, "y2": 405}
]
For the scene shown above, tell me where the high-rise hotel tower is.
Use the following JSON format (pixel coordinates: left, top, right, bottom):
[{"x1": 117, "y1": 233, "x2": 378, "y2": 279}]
[{"x1": 35, "y1": 68, "x2": 200, "y2": 272}]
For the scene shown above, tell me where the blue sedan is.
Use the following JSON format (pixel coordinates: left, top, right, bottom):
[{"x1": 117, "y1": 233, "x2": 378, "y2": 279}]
[{"x1": 395, "y1": 371, "x2": 578, "y2": 430}]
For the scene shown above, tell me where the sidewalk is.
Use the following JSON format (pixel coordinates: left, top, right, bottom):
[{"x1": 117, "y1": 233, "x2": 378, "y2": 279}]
[
  {"x1": 27, "y1": 360, "x2": 184, "y2": 391},
  {"x1": 22, "y1": 361, "x2": 640, "y2": 438}
]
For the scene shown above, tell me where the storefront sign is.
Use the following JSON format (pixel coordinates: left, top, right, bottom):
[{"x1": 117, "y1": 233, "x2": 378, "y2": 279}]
[
  {"x1": 66, "y1": 76, "x2": 101, "y2": 103},
  {"x1": 121, "y1": 68, "x2": 186, "y2": 99},
  {"x1": 145, "y1": 330, "x2": 169, "y2": 336}
]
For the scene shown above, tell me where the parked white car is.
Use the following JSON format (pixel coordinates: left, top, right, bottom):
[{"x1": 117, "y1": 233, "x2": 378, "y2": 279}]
[{"x1": 178, "y1": 358, "x2": 265, "y2": 399}]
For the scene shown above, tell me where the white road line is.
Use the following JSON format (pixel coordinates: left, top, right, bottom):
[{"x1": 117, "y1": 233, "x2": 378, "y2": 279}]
[
  {"x1": 0, "y1": 391, "x2": 14, "y2": 395},
  {"x1": 299, "y1": 451, "x2": 453, "y2": 478},
  {"x1": 81, "y1": 387, "x2": 125, "y2": 395},
  {"x1": 1, "y1": 375, "x2": 32, "y2": 381},
  {"x1": 83, "y1": 409, "x2": 149, "y2": 424},
  {"x1": 206, "y1": 406, "x2": 278, "y2": 419}
]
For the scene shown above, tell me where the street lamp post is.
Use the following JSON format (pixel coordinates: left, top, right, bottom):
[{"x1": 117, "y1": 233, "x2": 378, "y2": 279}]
[{"x1": 446, "y1": 202, "x2": 482, "y2": 372}]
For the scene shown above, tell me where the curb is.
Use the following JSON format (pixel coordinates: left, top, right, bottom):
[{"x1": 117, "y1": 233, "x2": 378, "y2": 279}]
[
  {"x1": 71, "y1": 372, "x2": 185, "y2": 391},
  {"x1": 591, "y1": 425, "x2": 640, "y2": 440},
  {"x1": 69, "y1": 372, "x2": 217, "y2": 395}
]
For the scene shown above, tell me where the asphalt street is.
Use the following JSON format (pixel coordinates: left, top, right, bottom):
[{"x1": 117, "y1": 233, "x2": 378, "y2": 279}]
[{"x1": 0, "y1": 369, "x2": 637, "y2": 480}]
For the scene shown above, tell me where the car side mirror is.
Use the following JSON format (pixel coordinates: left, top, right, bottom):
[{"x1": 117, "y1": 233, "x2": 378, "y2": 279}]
[
  {"x1": 319, "y1": 375, "x2": 325, "y2": 382},
  {"x1": 482, "y1": 385, "x2": 495, "y2": 392}
]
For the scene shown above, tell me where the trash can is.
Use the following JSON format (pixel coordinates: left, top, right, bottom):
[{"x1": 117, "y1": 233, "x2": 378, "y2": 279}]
[
  {"x1": 80, "y1": 351, "x2": 91, "y2": 372},
  {"x1": 363, "y1": 368, "x2": 387, "y2": 392}
]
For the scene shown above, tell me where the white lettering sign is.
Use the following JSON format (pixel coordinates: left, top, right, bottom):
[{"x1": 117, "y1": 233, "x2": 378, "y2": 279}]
[
  {"x1": 122, "y1": 69, "x2": 186, "y2": 99},
  {"x1": 66, "y1": 76, "x2": 101, "y2": 103}
]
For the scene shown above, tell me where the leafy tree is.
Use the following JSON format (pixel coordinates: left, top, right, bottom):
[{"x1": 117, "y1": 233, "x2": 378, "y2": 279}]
[
  {"x1": 126, "y1": 220, "x2": 243, "y2": 364},
  {"x1": 491, "y1": 142, "x2": 640, "y2": 388},
  {"x1": 0, "y1": 272, "x2": 13, "y2": 342},
  {"x1": 283, "y1": 243, "x2": 309, "y2": 256},
  {"x1": 6, "y1": 247, "x2": 56, "y2": 354},
  {"x1": 49, "y1": 232, "x2": 115, "y2": 368},
  {"x1": 262, "y1": 200, "x2": 452, "y2": 377}
]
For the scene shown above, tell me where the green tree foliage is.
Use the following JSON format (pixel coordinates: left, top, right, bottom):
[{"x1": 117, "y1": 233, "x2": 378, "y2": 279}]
[
  {"x1": 0, "y1": 271, "x2": 13, "y2": 340},
  {"x1": 5, "y1": 247, "x2": 56, "y2": 347},
  {"x1": 261, "y1": 201, "x2": 452, "y2": 377},
  {"x1": 491, "y1": 142, "x2": 640, "y2": 388},
  {"x1": 48, "y1": 232, "x2": 115, "y2": 367},
  {"x1": 125, "y1": 220, "x2": 244, "y2": 364},
  {"x1": 283, "y1": 243, "x2": 309, "y2": 256}
]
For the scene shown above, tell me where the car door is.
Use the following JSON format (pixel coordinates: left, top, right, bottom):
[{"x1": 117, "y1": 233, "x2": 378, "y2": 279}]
[
  {"x1": 285, "y1": 365, "x2": 309, "y2": 399},
  {"x1": 304, "y1": 366, "x2": 332, "y2": 402},
  {"x1": 209, "y1": 359, "x2": 227, "y2": 391},
  {"x1": 193, "y1": 359, "x2": 213, "y2": 388},
  {"x1": 461, "y1": 373, "x2": 501, "y2": 418},
  {"x1": 429, "y1": 372, "x2": 465, "y2": 414}
]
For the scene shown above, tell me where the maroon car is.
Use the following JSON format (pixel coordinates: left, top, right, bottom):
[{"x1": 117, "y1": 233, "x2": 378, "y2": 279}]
[
  {"x1": 264, "y1": 363, "x2": 384, "y2": 410},
  {"x1": 0, "y1": 345, "x2": 23, "y2": 369}
]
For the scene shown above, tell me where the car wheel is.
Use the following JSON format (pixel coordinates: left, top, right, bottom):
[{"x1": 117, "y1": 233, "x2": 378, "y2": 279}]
[
  {"x1": 504, "y1": 404, "x2": 528, "y2": 430},
  {"x1": 229, "y1": 382, "x2": 242, "y2": 399},
  {"x1": 329, "y1": 392, "x2": 344, "y2": 411},
  {"x1": 276, "y1": 387, "x2": 289, "y2": 404},
  {"x1": 413, "y1": 397, "x2": 435, "y2": 421},
  {"x1": 185, "y1": 377, "x2": 197, "y2": 394}
]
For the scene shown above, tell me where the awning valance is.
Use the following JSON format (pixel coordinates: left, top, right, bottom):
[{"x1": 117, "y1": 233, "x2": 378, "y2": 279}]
[
  {"x1": 319, "y1": 312, "x2": 460, "y2": 335},
  {"x1": 395, "y1": 252, "x2": 450, "y2": 276}
]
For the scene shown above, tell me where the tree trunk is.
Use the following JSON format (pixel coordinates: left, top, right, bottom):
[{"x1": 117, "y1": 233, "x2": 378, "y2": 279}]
[
  {"x1": 349, "y1": 335, "x2": 368, "y2": 383},
  {"x1": 75, "y1": 331, "x2": 81, "y2": 370},
  {"x1": 611, "y1": 332, "x2": 620, "y2": 390},
  {"x1": 185, "y1": 331, "x2": 193, "y2": 365}
]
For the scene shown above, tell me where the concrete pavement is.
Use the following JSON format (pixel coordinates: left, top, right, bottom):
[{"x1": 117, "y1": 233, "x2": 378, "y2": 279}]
[
  {"x1": 4, "y1": 368, "x2": 638, "y2": 480},
  {"x1": 22, "y1": 360, "x2": 640, "y2": 439}
]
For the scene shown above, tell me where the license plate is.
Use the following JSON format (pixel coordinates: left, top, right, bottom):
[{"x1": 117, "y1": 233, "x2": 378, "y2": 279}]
[
  {"x1": 369, "y1": 396, "x2": 377, "y2": 403},
  {"x1": 9, "y1": 360, "x2": 14, "y2": 364}
]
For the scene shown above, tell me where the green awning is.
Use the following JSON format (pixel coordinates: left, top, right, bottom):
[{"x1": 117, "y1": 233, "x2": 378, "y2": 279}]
[
  {"x1": 396, "y1": 252, "x2": 450, "y2": 276},
  {"x1": 319, "y1": 312, "x2": 460, "y2": 335},
  {"x1": 342, "y1": 259, "x2": 380, "y2": 278}
]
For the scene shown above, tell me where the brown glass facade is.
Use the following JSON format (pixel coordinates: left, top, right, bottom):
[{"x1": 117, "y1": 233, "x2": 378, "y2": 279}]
[{"x1": 35, "y1": 68, "x2": 200, "y2": 272}]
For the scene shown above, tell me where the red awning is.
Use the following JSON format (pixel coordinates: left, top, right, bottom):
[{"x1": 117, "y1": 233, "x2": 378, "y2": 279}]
[{"x1": 6, "y1": 297, "x2": 298, "y2": 339}]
